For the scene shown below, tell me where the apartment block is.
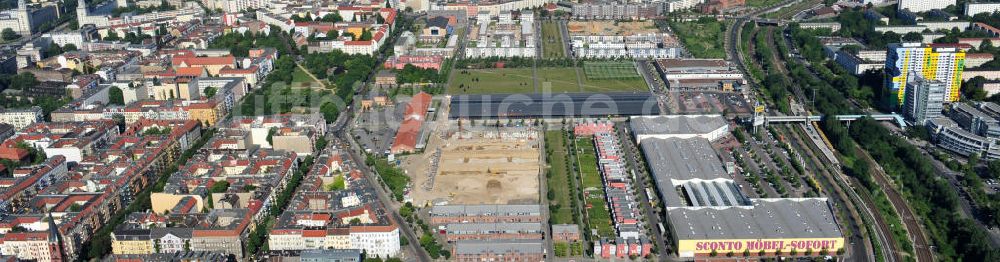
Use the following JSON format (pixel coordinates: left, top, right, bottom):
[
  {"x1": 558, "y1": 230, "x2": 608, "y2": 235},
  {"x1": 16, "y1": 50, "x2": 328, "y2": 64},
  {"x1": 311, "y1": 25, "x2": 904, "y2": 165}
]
[{"x1": 885, "y1": 43, "x2": 966, "y2": 104}]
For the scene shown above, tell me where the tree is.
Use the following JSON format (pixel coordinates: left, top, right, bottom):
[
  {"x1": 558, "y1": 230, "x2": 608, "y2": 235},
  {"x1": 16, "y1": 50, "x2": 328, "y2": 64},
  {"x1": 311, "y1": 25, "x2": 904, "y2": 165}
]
[
  {"x1": 349, "y1": 218, "x2": 361, "y2": 225},
  {"x1": 63, "y1": 44, "x2": 78, "y2": 52},
  {"x1": 108, "y1": 86, "x2": 125, "y2": 105},
  {"x1": 902, "y1": 32, "x2": 923, "y2": 42},
  {"x1": 203, "y1": 86, "x2": 217, "y2": 98},
  {"x1": 210, "y1": 180, "x2": 230, "y2": 193},
  {"x1": 320, "y1": 12, "x2": 343, "y2": 23},
  {"x1": 359, "y1": 28, "x2": 373, "y2": 41},
  {"x1": 326, "y1": 29, "x2": 339, "y2": 39},
  {"x1": 320, "y1": 102, "x2": 339, "y2": 124},
  {"x1": 326, "y1": 175, "x2": 345, "y2": 191},
  {"x1": 266, "y1": 127, "x2": 278, "y2": 145},
  {"x1": 44, "y1": 44, "x2": 64, "y2": 57},
  {"x1": 104, "y1": 31, "x2": 120, "y2": 41},
  {"x1": 1, "y1": 28, "x2": 18, "y2": 41}
]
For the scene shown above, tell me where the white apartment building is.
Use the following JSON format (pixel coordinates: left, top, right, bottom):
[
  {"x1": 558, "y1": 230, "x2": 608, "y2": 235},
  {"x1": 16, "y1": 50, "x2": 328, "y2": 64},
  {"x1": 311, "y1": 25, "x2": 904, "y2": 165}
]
[
  {"x1": 204, "y1": 0, "x2": 267, "y2": 13},
  {"x1": 966, "y1": 3, "x2": 1000, "y2": 16},
  {"x1": 0, "y1": 106, "x2": 43, "y2": 130},
  {"x1": 666, "y1": 0, "x2": 703, "y2": 12},
  {"x1": 899, "y1": 0, "x2": 955, "y2": 12},
  {"x1": 269, "y1": 227, "x2": 400, "y2": 258},
  {"x1": 0, "y1": 235, "x2": 54, "y2": 262}
]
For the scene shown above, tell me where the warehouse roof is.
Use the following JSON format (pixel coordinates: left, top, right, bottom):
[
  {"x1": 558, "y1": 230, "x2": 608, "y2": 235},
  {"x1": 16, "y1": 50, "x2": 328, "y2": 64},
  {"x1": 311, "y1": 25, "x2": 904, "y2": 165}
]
[
  {"x1": 453, "y1": 239, "x2": 545, "y2": 255},
  {"x1": 629, "y1": 115, "x2": 727, "y2": 137},
  {"x1": 640, "y1": 137, "x2": 727, "y2": 181},
  {"x1": 656, "y1": 58, "x2": 730, "y2": 71},
  {"x1": 445, "y1": 222, "x2": 543, "y2": 233},
  {"x1": 449, "y1": 93, "x2": 659, "y2": 119},
  {"x1": 668, "y1": 198, "x2": 843, "y2": 240}
]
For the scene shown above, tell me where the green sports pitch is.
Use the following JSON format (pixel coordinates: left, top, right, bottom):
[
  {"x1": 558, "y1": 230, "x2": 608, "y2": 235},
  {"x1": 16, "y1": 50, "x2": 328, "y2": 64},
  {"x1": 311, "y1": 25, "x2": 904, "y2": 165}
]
[{"x1": 583, "y1": 61, "x2": 641, "y2": 80}]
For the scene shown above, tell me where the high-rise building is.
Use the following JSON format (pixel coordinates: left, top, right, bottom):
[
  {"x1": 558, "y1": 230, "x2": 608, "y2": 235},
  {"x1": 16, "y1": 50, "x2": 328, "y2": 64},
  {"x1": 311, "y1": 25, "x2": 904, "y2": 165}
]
[
  {"x1": 885, "y1": 43, "x2": 966, "y2": 104},
  {"x1": 903, "y1": 75, "x2": 946, "y2": 125},
  {"x1": 899, "y1": 0, "x2": 955, "y2": 12}
]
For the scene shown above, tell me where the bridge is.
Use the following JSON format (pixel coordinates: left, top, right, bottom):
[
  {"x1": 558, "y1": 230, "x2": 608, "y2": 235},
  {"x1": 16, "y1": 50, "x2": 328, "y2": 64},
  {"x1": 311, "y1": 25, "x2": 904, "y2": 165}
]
[
  {"x1": 754, "y1": 18, "x2": 783, "y2": 26},
  {"x1": 754, "y1": 114, "x2": 907, "y2": 129}
]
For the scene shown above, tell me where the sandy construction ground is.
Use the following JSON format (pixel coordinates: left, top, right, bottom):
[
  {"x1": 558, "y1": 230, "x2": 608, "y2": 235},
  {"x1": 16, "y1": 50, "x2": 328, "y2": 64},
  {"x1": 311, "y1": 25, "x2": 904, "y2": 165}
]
[
  {"x1": 401, "y1": 126, "x2": 541, "y2": 205},
  {"x1": 567, "y1": 20, "x2": 658, "y2": 35}
]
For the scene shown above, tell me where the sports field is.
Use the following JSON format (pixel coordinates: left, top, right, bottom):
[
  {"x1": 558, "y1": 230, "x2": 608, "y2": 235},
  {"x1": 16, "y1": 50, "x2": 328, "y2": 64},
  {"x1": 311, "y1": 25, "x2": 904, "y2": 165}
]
[
  {"x1": 583, "y1": 61, "x2": 641, "y2": 80},
  {"x1": 580, "y1": 61, "x2": 649, "y2": 92}
]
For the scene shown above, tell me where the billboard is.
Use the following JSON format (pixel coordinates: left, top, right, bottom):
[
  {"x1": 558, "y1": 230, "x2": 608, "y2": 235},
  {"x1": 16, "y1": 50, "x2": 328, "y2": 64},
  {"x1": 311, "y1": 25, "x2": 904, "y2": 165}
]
[{"x1": 677, "y1": 238, "x2": 845, "y2": 257}]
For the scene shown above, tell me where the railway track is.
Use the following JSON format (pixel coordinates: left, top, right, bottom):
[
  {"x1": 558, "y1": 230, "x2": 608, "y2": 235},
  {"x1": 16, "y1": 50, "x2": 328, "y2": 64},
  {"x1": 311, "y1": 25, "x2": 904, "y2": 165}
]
[
  {"x1": 856, "y1": 148, "x2": 935, "y2": 262},
  {"x1": 781, "y1": 124, "x2": 886, "y2": 262}
]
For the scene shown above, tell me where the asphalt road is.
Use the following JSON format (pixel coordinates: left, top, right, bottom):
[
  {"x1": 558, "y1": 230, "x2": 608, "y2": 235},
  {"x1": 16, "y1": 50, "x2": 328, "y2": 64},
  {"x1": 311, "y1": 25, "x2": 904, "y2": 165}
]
[
  {"x1": 615, "y1": 124, "x2": 669, "y2": 258},
  {"x1": 335, "y1": 124, "x2": 430, "y2": 262}
]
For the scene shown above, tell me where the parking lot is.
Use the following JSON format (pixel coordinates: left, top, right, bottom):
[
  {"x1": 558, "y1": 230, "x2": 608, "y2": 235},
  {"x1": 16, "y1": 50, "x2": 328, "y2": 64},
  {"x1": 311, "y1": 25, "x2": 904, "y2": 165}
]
[
  {"x1": 667, "y1": 90, "x2": 752, "y2": 115},
  {"x1": 353, "y1": 104, "x2": 405, "y2": 155}
]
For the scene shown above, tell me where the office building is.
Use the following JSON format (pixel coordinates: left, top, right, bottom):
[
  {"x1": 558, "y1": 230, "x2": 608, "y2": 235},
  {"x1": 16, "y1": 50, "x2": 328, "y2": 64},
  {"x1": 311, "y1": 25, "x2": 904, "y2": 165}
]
[{"x1": 903, "y1": 76, "x2": 946, "y2": 125}]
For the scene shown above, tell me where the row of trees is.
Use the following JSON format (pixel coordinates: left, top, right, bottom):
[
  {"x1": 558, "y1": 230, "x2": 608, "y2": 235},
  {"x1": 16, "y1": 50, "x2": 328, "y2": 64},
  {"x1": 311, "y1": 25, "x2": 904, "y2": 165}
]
[
  {"x1": 848, "y1": 118, "x2": 999, "y2": 261},
  {"x1": 208, "y1": 28, "x2": 294, "y2": 57}
]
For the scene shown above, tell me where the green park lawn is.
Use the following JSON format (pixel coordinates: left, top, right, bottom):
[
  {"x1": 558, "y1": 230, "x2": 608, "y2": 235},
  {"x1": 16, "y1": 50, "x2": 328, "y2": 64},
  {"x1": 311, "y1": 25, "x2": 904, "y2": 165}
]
[
  {"x1": 536, "y1": 68, "x2": 582, "y2": 93},
  {"x1": 449, "y1": 68, "x2": 537, "y2": 94},
  {"x1": 541, "y1": 21, "x2": 566, "y2": 58},
  {"x1": 546, "y1": 131, "x2": 575, "y2": 225},
  {"x1": 576, "y1": 138, "x2": 615, "y2": 238}
]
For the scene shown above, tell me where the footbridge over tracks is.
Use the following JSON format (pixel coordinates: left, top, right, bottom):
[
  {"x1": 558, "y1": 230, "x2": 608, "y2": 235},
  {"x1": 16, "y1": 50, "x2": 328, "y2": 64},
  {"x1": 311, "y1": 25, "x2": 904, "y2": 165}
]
[{"x1": 754, "y1": 114, "x2": 907, "y2": 129}]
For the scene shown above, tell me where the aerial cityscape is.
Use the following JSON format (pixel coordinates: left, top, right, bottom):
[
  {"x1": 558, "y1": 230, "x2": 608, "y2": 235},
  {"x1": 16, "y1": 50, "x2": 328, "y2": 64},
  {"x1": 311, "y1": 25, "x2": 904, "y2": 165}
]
[{"x1": 0, "y1": 0, "x2": 999, "y2": 261}]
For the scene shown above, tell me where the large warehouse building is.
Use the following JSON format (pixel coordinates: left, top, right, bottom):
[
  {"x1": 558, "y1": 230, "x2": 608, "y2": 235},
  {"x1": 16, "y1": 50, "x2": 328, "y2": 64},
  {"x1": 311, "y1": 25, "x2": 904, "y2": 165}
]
[
  {"x1": 631, "y1": 115, "x2": 845, "y2": 258},
  {"x1": 629, "y1": 115, "x2": 729, "y2": 143}
]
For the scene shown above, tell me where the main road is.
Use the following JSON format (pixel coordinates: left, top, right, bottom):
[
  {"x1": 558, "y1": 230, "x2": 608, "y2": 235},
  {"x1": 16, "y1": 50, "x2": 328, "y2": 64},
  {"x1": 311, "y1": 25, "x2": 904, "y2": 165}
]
[
  {"x1": 332, "y1": 109, "x2": 431, "y2": 262},
  {"x1": 615, "y1": 124, "x2": 669, "y2": 258}
]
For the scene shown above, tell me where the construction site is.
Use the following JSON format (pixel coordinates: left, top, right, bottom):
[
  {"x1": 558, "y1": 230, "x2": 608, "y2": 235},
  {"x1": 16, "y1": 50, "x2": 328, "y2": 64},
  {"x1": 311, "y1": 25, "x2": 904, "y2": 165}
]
[
  {"x1": 400, "y1": 125, "x2": 542, "y2": 206},
  {"x1": 567, "y1": 20, "x2": 662, "y2": 36}
]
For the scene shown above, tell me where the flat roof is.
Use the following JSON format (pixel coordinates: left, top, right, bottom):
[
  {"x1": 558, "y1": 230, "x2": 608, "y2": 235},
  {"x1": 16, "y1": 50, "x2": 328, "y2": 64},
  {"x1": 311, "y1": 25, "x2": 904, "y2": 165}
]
[
  {"x1": 954, "y1": 103, "x2": 995, "y2": 121},
  {"x1": 453, "y1": 239, "x2": 545, "y2": 255},
  {"x1": 449, "y1": 93, "x2": 660, "y2": 119},
  {"x1": 656, "y1": 58, "x2": 729, "y2": 70},
  {"x1": 668, "y1": 198, "x2": 843, "y2": 240},
  {"x1": 630, "y1": 115, "x2": 727, "y2": 137},
  {"x1": 641, "y1": 137, "x2": 727, "y2": 182},
  {"x1": 446, "y1": 222, "x2": 542, "y2": 233}
]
